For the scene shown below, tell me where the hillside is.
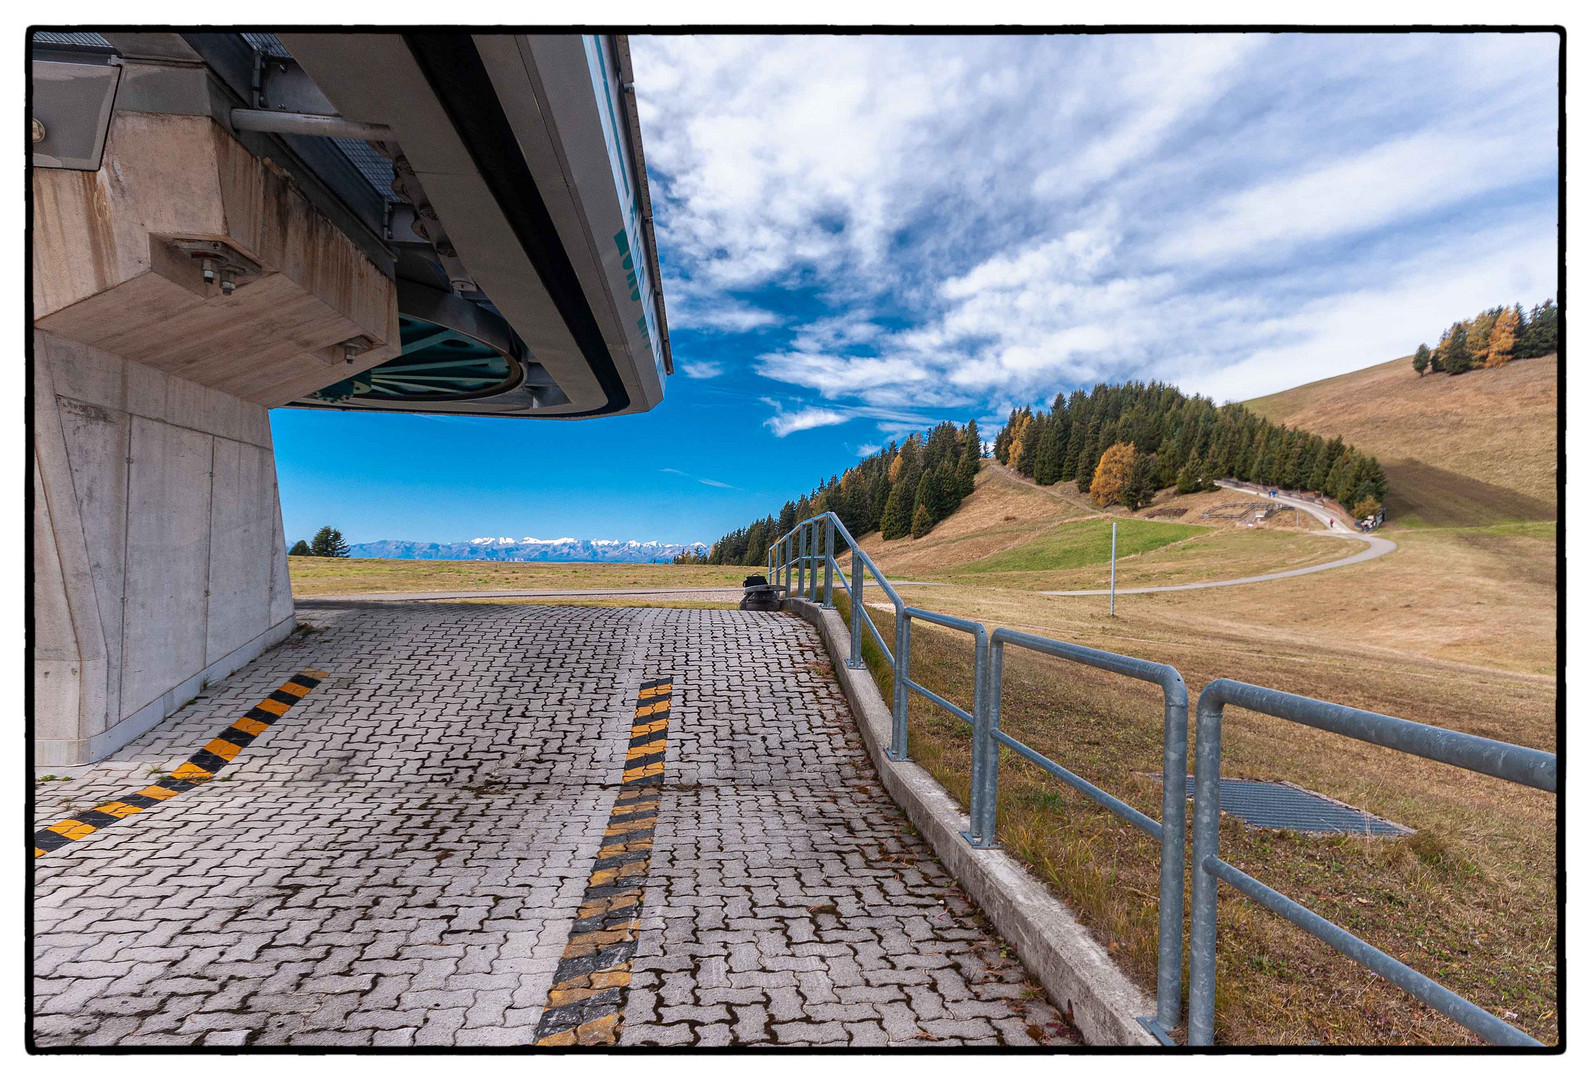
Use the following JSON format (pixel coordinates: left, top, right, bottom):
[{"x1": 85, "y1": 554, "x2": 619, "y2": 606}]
[
  {"x1": 1245, "y1": 353, "x2": 1558, "y2": 526},
  {"x1": 865, "y1": 463, "x2": 1342, "y2": 589}
]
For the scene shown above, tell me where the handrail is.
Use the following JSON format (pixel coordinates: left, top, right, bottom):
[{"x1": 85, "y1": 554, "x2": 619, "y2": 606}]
[
  {"x1": 1187, "y1": 679, "x2": 1556, "y2": 1047},
  {"x1": 982, "y1": 627, "x2": 1188, "y2": 1038},
  {"x1": 763, "y1": 512, "x2": 1554, "y2": 1047},
  {"x1": 768, "y1": 512, "x2": 1186, "y2": 1040}
]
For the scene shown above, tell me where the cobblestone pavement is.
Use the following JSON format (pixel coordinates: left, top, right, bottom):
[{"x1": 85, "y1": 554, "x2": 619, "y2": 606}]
[{"x1": 32, "y1": 605, "x2": 1076, "y2": 1048}]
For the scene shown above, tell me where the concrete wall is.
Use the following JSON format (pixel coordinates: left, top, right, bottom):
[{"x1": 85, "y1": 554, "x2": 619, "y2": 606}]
[{"x1": 33, "y1": 331, "x2": 296, "y2": 766}]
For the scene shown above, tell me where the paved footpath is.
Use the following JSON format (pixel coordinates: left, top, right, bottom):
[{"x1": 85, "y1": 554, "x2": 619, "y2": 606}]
[{"x1": 33, "y1": 604, "x2": 1076, "y2": 1048}]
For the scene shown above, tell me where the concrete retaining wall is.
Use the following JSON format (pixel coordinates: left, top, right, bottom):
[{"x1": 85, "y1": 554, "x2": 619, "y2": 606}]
[
  {"x1": 33, "y1": 331, "x2": 296, "y2": 765},
  {"x1": 785, "y1": 597, "x2": 1158, "y2": 1047}
]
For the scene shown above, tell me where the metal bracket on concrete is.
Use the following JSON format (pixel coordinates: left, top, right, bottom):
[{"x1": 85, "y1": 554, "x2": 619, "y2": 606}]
[
  {"x1": 1137, "y1": 1017, "x2": 1177, "y2": 1045},
  {"x1": 167, "y1": 238, "x2": 263, "y2": 295},
  {"x1": 959, "y1": 829, "x2": 1000, "y2": 851},
  {"x1": 253, "y1": 52, "x2": 337, "y2": 116}
]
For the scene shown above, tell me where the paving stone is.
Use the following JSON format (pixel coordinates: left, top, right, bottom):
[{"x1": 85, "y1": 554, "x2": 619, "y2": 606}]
[{"x1": 33, "y1": 604, "x2": 1076, "y2": 1048}]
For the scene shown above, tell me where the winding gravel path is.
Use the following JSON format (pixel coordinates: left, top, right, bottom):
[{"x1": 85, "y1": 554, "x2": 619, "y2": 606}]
[{"x1": 1040, "y1": 481, "x2": 1396, "y2": 597}]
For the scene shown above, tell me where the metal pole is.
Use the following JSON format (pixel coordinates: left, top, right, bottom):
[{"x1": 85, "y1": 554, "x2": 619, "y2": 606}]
[
  {"x1": 797, "y1": 524, "x2": 806, "y2": 599},
  {"x1": 809, "y1": 522, "x2": 820, "y2": 602},
  {"x1": 1109, "y1": 521, "x2": 1118, "y2": 616},
  {"x1": 1187, "y1": 695, "x2": 1225, "y2": 1046},
  {"x1": 847, "y1": 549, "x2": 864, "y2": 669},
  {"x1": 969, "y1": 641, "x2": 1001, "y2": 847},
  {"x1": 889, "y1": 612, "x2": 911, "y2": 761},
  {"x1": 1155, "y1": 673, "x2": 1189, "y2": 1033},
  {"x1": 230, "y1": 107, "x2": 393, "y2": 141},
  {"x1": 822, "y1": 517, "x2": 835, "y2": 609}
]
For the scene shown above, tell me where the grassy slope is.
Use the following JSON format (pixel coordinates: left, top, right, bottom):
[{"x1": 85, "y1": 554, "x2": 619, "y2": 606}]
[
  {"x1": 960, "y1": 518, "x2": 1207, "y2": 573},
  {"x1": 288, "y1": 556, "x2": 747, "y2": 596},
  {"x1": 866, "y1": 464, "x2": 1348, "y2": 590},
  {"x1": 836, "y1": 449, "x2": 1555, "y2": 1043},
  {"x1": 1245, "y1": 353, "x2": 1558, "y2": 525}
]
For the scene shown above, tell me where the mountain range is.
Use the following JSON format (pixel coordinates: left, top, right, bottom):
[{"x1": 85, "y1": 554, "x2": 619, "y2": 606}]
[{"x1": 345, "y1": 536, "x2": 710, "y2": 564}]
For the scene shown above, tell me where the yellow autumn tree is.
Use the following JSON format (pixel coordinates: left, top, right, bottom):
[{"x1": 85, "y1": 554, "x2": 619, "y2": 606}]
[
  {"x1": 888, "y1": 435, "x2": 921, "y2": 483},
  {"x1": 1090, "y1": 442, "x2": 1136, "y2": 507},
  {"x1": 1004, "y1": 412, "x2": 1034, "y2": 469},
  {"x1": 1485, "y1": 305, "x2": 1521, "y2": 368}
]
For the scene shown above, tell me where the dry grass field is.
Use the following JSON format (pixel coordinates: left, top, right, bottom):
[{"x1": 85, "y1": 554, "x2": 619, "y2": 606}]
[
  {"x1": 1246, "y1": 353, "x2": 1558, "y2": 524},
  {"x1": 288, "y1": 556, "x2": 747, "y2": 596},
  {"x1": 828, "y1": 443, "x2": 1557, "y2": 1044}
]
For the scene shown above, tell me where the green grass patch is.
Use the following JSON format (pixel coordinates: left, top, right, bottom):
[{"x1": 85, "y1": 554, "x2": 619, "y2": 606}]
[{"x1": 955, "y1": 517, "x2": 1207, "y2": 574}]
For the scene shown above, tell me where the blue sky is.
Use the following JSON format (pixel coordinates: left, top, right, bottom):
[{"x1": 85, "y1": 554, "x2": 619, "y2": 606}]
[{"x1": 274, "y1": 31, "x2": 1560, "y2": 548}]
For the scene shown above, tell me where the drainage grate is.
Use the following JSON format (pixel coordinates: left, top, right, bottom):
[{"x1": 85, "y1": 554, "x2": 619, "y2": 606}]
[
  {"x1": 1184, "y1": 777, "x2": 1412, "y2": 837},
  {"x1": 31, "y1": 32, "x2": 113, "y2": 47}
]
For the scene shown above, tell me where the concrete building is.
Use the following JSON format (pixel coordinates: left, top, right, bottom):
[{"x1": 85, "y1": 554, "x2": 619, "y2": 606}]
[{"x1": 30, "y1": 31, "x2": 672, "y2": 765}]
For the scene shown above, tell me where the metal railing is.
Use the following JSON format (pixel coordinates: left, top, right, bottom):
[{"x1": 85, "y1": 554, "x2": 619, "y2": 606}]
[
  {"x1": 769, "y1": 512, "x2": 1187, "y2": 1039},
  {"x1": 766, "y1": 512, "x2": 1558, "y2": 1048},
  {"x1": 981, "y1": 628, "x2": 1188, "y2": 1039},
  {"x1": 1187, "y1": 680, "x2": 1558, "y2": 1047}
]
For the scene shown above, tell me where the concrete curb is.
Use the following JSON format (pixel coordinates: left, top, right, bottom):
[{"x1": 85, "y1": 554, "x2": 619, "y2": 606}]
[{"x1": 785, "y1": 597, "x2": 1159, "y2": 1047}]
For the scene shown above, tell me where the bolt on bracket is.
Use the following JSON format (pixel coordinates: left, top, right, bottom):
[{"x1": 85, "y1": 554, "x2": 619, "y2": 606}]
[{"x1": 168, "y1": 238, "x2": 263, "y2": 297}]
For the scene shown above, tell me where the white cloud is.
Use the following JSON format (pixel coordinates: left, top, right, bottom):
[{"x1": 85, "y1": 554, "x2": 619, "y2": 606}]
[
  {"x1": 661, "y1": 466, "x2": 739, "y2": 489},
  {"x1": 634, "y1": 33, "x2": 1558, "y2": 418},
  {"x1": 764, "y1": 407, "x2": 850, "y2": 437},
  {"x1": 1157, "y1": 126, "x2": 1558, "y2": 265}
]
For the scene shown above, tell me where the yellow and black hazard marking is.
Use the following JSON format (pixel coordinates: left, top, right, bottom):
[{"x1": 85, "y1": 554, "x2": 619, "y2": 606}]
[
  {"x1": 535, "y1": 677, "x2": 673, "y2": 1047},
  {"x1": 32, "y1": 668, "x2": 327, "y2": 858}
]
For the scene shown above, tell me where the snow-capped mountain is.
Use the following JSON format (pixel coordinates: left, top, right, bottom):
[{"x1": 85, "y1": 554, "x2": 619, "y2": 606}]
[{"x1": 346, "y1": 536, "x2": 710, "y2": 564}]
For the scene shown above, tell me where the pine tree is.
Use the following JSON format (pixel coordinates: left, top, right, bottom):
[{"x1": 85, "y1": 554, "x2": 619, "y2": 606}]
[
  {"x1": 956, "y1": 421, "x2": 981, "y2": 497},
  {"x1": 1015, "y1": 414, "x2": 1045, "y2": 476},
  {"x1": 1060, "y1": 393, "x2": 1088, "y2": 480},
  {"x1": 1413, "y1": 343, "x2": 1431, "y2": 377},
  {"x1": 880, "y1": 482, "x2": 913, "y2": 540},
  {"x1": 310, "y1": 526, "x2": 350, "y2": 558},
  {"x1": 288, "y1": 540, "x2": 311, "y2": 557},
  {"x1": 1033, "y1": 414, "x2": 1064, "y2": 485},
  {"x1": 1440, "y1": 321, "x2": 1473, "y2": 375},
  {"x1": 1520, "y1": 298, "x2": 1558, "y2": 358},
  {"x1": 1121, "y1": 452, "x2": 1159, "y2": 510},
  {"x1": 910, "y1": 501, "x2": 934, "y2": 539}
]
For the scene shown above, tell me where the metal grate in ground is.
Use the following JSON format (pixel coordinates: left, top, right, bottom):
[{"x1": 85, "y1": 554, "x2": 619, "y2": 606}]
[
  {"x1": 1184, "y1": 776, "x2": 1412, "y2": 837},
  {"x1": 31, "y1": 32, "x2": 112, "y2": 46}
]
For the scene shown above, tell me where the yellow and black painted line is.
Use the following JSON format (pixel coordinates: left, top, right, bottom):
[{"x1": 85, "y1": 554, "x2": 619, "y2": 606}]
[
  {"x1": 32, "y1": 668, "x2": 327, "y2": 858},
  {"x1": 534, "y1": 677, "x2": 673, "y2": 1047}
]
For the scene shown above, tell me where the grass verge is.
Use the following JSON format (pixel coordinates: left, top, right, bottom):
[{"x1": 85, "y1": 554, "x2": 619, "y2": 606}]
[
  {"x1": 832, "y1": 592, "x2": 1556, "y2": 1046},
  {"x1": 959, "y1": 519, "x2": 1206, "y2": 574}
]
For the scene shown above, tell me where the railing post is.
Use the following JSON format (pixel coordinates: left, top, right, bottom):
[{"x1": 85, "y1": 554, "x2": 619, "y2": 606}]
[
  {"x1": 1187, "y1": 694, "x2": 1225, "y2": 1046},
  {"x1": 808, "y1": 522, "x2": 819, "y2": 603},
  {"x1": 797, "y1": 523, "x2": 807, "y2": 599},
  {"x1": 1155, "y1": 673, "x2": 1189, "y2": 1035},
  {"x1": 963, "y1": 637, "x2": 999, "y2": 848},
  {"x1": 784, "y1": 535, "x2": 792, "y2": 597},
  {"x1": 822, "y1": 517, "x2": 835, "y2": 609},
  {"x1": 888, "y1": 611, "x2": 910, "y2": 761},
  {"x1": 847, "y1": 549, "x2": 864, "y2": 669}
]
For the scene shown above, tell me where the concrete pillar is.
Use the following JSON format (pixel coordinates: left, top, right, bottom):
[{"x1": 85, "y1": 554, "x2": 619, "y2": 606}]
[{"x1": 31, "y1": 112, "x2": 399, "y2": 765}]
